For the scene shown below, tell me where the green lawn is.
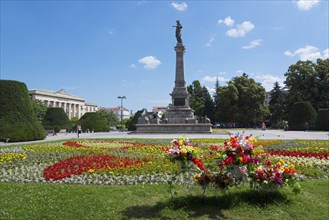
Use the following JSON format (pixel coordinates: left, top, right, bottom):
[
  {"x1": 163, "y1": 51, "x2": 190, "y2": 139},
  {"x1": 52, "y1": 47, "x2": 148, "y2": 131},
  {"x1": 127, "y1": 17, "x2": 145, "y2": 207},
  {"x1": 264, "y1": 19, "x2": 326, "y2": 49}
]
[{"x1": 1, "y1": 178, "x2": 328, "y2": 220}]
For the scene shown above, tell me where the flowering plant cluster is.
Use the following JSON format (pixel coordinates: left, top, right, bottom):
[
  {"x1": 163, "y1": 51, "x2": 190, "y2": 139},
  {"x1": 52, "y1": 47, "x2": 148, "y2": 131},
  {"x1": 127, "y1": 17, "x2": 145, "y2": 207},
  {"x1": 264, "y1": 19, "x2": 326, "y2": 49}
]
[
  {"x1": 165, "y1": 136, "x2": 205, "y2": 170},
  {"x1": 0, "y1": 138, "x2": 327, "y2": 187},
  {"x1": 166, "y1": 132, "x2": 301, "y2": 193}
]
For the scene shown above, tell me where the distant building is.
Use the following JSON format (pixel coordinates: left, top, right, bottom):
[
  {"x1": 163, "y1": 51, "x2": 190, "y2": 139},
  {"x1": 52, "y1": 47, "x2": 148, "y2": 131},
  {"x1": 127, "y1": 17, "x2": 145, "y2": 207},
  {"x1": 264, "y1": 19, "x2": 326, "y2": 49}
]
[
  {"x1": 101, "y1": 106, "x2": 131, "y2": 120},
  {"x1": 29, "y1": 89, "x2": 98, "y2": 119},
  {"x1": 265, "y1": 91, "x2": 271, "y2": 105}
]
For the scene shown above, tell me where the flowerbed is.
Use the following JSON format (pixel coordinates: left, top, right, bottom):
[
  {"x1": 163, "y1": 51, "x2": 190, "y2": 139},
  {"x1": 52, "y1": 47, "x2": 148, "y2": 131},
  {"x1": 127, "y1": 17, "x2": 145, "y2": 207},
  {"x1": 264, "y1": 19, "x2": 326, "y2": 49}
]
[{"x1": 0, "y1": 137, "x2": 328, "y2": 187}]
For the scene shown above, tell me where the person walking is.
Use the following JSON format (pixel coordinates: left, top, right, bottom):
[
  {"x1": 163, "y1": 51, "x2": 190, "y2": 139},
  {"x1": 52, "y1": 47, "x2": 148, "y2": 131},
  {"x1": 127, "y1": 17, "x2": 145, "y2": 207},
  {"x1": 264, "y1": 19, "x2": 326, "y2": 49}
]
[
  {"x1": 77, "y1": 124, "x2": 82, "y2": 138},
  {"x1": 261, "y1": 121, "x2": 266, "y2": 131},
  {"x1": 304, "y1": 122, "x2": 309, "y2": 132}
]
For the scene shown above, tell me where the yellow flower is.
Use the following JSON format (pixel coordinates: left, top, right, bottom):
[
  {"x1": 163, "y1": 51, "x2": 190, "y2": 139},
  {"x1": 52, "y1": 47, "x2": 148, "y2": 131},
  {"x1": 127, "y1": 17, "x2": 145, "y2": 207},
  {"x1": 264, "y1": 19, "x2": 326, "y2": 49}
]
[
  {"x1": 248, "y1": 137, "x2": 257, "y2": 144},
  {"x1": 256, "y1": 165, "x2": 263, "y2": 172},
  {"x1": 180, "y1": 148, "x2": 187, "y2": 156}
]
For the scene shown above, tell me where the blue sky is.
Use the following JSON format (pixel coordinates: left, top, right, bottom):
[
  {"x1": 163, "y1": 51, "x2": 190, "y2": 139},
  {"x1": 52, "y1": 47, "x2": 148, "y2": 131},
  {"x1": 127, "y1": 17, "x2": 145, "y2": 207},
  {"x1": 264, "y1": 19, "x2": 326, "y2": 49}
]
[{"x1": 1, "y1": 0, "x2": 328, "y2": 113}]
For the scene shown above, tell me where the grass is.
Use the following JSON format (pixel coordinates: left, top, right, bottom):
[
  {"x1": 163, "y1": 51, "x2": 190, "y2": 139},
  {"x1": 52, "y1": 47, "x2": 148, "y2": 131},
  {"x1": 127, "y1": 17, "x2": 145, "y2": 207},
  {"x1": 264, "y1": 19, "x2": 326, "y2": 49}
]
[{"x1": 1, "y1": 178, "x2": 328, "y2": 219}]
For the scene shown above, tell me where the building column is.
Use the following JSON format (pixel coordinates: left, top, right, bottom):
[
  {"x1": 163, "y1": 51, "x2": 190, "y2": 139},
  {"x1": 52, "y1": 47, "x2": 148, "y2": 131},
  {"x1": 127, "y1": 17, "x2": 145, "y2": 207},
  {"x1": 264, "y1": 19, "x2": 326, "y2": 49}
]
[{"x1": 76, "y1": 104, "x2": 80, "y2": 118}]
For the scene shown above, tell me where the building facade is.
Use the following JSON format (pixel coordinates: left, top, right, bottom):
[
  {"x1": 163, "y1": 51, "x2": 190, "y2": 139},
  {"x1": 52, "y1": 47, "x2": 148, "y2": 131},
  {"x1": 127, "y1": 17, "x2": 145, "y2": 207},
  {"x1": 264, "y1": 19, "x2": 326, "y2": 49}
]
[
  {"x1": 101, "y1": 107, "x2": 131, "y2": 120},
  {"x1": 29, "y1": 89, "x2": 98, "y2": 119}
]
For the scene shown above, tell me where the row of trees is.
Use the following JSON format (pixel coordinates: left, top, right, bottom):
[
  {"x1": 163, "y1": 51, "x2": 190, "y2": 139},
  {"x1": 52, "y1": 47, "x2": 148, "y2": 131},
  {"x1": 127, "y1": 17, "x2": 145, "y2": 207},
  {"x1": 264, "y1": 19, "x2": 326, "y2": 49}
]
[
  {"x1": 0, "y1": 79, "x2": 122, "y2": 142},
  {"x1": 39, "y1": 105, "x2": 120, "y2": 133},
  {"x1": 187, "y1": 58, "x2": 329, "y2": 130}
]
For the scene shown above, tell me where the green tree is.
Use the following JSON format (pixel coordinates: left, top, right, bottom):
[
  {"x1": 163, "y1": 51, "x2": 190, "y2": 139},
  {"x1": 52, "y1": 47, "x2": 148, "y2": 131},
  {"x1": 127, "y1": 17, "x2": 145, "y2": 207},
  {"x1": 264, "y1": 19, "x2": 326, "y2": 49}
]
[
  {"x1": 96, "y1": 109, "x2": 118, "y2": 128},
  {"x1": 70, "y1": 116, "x2": 79, "y2": 131},
  {"x1": 0, "y1": 80, "x2": 46, "y2": 142},
  {"x1": 269, "y1": 82, "x2": 286, "y2": 124},
  {"x1": 316, "y1": 109, "x2": 329, "y2": 131},
  {"x1": 42, "y1": 108, "x2": 72, "y2": 132},
  {"x1": 78, "y1": 112, "x2": 108, "y2": 132},
  {"x1": 187, "y1": 80, "x2": 216, "y2": 122},
  {"x1": 203, "y1": 86, "x2": 216, "y2": 123},
  {"x1": 31, "y1": 99, "x2": 48, "y2": 123},
  {"x1": 289, "y1": 102, "x2": 317, "y2": 131},
  {"x1": 215, "y1": 82, "x2": 239, "y2": 124},
  {"x1": 215, "y1": 74, "x2": 268, "y2": 127},
  {"x1": 314, "y1": 59, "x2": 329, "y2": 109},
  {"x1": 187, "y1": 80, "x2": 204, "y2": 118},
  {"x1": 284, "y1": 59, "x2": 329, "y2": 114}
]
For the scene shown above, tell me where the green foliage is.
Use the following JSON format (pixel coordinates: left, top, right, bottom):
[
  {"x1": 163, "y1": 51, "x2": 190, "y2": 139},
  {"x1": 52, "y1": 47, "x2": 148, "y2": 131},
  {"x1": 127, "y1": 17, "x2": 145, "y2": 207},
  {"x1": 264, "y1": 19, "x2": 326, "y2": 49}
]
[
  {"x1": 42, "y1": 108, "x2": 72, "y2": 132},
  {"x1": 31, "y1": 99, "x2": 48, "y2": 123},
  {"x1": 127, "y1": 109, "x2": 143, "y2": 131},
  {"x1": 269, "y1": 82, "x2": 286, "y2": 124},
  {"x1": 97, "y1": 109, "x2": 118, "y2": 127},
  {"x1": 316, "y1": 109, "x2": 329, "y2": 131},
  {"x1": 284, "y1": 59, "x2": 329, "y2": 114},
  {"x1": 289, "y1": 102, "x2": 317, "y2": 131},
  {"x1": 215, "y1": 74, "x2": 268, "y2": 127},
  {"x1": 78, "y1": 112, "x2": 108, "y2": 132},
  {"x1": 0, "y1": 80, "x2": 46, "y2": 142},
  {"x1": 187, "y1": 80, "x2": 215, "y2": 122},
  {"x1": 215, "y1": 82, "x2": 239, "y2": 123}
]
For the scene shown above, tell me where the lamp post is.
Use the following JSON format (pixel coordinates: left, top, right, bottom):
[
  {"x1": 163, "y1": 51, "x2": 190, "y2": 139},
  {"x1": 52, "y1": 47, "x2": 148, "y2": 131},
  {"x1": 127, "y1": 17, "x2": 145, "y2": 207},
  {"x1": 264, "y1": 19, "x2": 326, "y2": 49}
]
[{"x1": 117, "y1": 96, "x2": 126, "y2": 129}]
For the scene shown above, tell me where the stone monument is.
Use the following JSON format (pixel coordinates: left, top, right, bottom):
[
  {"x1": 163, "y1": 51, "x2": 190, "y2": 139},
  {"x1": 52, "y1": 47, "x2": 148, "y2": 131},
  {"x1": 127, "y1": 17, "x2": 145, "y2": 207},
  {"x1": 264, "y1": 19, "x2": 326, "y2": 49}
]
[{"x1": 135, "y1": 20, "x2": 212, "y2": 133}]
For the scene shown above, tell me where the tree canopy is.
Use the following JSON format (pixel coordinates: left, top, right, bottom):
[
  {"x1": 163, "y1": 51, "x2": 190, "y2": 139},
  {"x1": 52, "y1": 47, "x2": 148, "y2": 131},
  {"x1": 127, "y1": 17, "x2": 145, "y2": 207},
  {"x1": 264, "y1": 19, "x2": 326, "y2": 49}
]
[
  {"x1": 31, "y1": 99, "x2": 48, "y2": 123},
  {"x1": 215, "y1": 73, "x2": 268, "y2": 127},
  {"x1": 284, "y1": 59, "x2": 329, "y2": 112},
  {"x1": 187, "y1": 80, "x2": 215, "y2": 123}
]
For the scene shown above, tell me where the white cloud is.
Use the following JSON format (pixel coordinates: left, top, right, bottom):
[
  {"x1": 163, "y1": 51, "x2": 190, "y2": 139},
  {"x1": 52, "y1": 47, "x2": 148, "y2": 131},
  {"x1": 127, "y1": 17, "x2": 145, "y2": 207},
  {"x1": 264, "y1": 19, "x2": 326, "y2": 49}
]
[
  {"x1": 284, "y1": 45, "x2": 328, "y2": 61},
  {"x1": 323, "y1": 48, "x2": 329, "y2": 59},
  {"x1": 206, "y1": 86, "x2": 216, "y2": 95},
  {"x1": 171, "y1": 2, "x2": 188, "y2": 11},
  {"x1": 205, "y1": 35, "x2": 216, "y2": 47},
  {"x1": 218, "y1": 16, "x2": 235, "y2": 26},
  {"x1": 202, "y1": 75, "x2": 227, "y2": 83},
  {"x1": 255, "y1": 74, "x2": 285, "y2": 91},
  {"x1": 295, "y1": 0, "x2": 320, "y2": 11},
  {"x1": 130, "y1": 64, "x2": 137, "y2": 68},
  {"x1": 226, "y1": 21, "x2": 255, "y2": 37},
  {"x1": 138, "y1": 56, "x2": 161, "y2": 69},
  {"x1": 242, "y1": 39, "x2": 263, "y2": 49}
]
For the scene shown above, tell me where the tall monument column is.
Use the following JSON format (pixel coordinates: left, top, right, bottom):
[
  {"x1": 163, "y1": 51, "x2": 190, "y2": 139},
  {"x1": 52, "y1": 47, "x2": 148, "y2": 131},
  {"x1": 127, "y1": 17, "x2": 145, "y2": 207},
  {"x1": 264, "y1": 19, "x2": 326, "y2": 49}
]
[
  {"x1": 171, "y1": 20, "x2": 190, "y2": 108},
  {"x1": 174, "y1": 43, "x2": 185, "y2": 87},
  {"x1": 135, "y1": 20, "x2": 212, "y2": 133}
]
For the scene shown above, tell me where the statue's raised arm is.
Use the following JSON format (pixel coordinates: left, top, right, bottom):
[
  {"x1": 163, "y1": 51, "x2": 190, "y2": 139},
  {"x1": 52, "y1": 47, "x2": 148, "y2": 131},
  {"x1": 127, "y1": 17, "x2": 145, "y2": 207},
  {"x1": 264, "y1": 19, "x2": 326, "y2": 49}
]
[{"x1": 173, "y1": 20, "x2": 183, "y2": 43}]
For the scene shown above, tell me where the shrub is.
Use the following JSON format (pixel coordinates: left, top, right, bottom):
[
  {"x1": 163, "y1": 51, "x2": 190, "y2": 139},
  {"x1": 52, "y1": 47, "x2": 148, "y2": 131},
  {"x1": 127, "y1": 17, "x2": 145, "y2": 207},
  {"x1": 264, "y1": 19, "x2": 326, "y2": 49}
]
[
  {"x1": 316, "y1": 109, "x2": 329, "y2": 131},
  {"x1": 127, "y1": 110, "x2": 143, "y2": 131},
  {"x1": 42, "y1": 108, "x2": 72, "y2": 132},
  {"x1": 78, "y1": 112, "x2": 108, "y2": 132},
  {"x1": 0, "y1": 80, "x2": 46, "y2": 142},
  {"x1": 289, "y1": 102, "x2": 317, "y2": 131}
]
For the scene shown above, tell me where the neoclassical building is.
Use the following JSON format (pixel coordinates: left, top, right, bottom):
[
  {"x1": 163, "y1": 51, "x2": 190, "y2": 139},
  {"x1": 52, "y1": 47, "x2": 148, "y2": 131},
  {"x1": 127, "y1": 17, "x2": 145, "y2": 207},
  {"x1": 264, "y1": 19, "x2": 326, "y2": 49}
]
[{"x1": 29, "y1": 89, "x2": 98, "y2": 119}]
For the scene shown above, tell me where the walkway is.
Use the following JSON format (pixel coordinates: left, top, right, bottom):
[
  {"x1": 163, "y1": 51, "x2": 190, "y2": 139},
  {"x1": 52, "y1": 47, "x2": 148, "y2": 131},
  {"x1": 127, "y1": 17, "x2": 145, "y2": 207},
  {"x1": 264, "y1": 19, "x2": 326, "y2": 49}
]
[{"x1": 1, "y1": 129, "x2": 328, "y2": 146}]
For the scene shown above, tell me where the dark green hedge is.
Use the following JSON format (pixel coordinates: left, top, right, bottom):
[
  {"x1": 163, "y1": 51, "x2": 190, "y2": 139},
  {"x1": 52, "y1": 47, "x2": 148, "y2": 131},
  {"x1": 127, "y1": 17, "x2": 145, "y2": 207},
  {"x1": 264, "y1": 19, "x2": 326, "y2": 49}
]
[
  {"x1": 42, "y1": 107, "x2": 72, "y2": 132},
  {"x1": 0, "y1": 80, "x2": 46, "y2": 142},
  {"x1": 78, "y1": 112, "x2": 108, "y2": 132},
  {"x1": 127, "y1": 109, "x2": 143, "y2": 131},
  {"x1": 289, "y1": 102, "x2": 317, "y2": 131},
  {"x1": 316, "y1": 109, "x2": 329, "y2": 131}
]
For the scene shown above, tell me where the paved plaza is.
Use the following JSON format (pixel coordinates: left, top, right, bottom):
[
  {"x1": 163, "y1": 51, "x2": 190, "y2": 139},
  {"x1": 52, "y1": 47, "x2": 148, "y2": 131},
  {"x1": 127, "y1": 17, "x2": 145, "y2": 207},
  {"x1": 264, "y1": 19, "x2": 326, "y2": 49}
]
[{"x1": 1, "y1": 129, "x2": 328, "y2": 146}]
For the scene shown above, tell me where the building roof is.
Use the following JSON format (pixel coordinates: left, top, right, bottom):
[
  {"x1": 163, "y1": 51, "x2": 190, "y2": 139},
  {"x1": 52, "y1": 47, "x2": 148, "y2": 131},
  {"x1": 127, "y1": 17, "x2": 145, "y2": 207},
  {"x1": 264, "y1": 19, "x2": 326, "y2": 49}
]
[{"x1": 29, "y1": 89, "x2": 85, "y2": 102}]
